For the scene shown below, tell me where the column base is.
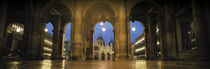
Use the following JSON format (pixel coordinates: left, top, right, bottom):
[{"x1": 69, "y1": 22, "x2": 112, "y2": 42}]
[{"x1": 115, "y1": 55, "x2": 128, "y2": 61}]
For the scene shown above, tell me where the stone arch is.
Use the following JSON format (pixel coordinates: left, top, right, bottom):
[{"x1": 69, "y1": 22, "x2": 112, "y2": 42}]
[
  {"x1": 101, "y1": 53, "x2": 105, "y2": 60},
  {"x1": 107, "y1": 53, "x2": 111, "y2": 60},
  {"x1": 40, "y1": 3, "x2": 71, "y2": 26},
  {"x1": 39, "y1": 3, "x2": 72, "y2": 60},
  {"x1": 94, "y1": 52, "x2": 99, "y2": 60},
  {"x1": 127, "y1": 0, "x2": 162, "y2": 16},
  {"x1": 83, "y1": 1, "x2": 117, "y2": 18},
  {"x1": 128, "y1": 1, "x2": 164, "y2": 60},
  {"x1": 85, "y1": 2, "x2": 116, "y2": 29}
]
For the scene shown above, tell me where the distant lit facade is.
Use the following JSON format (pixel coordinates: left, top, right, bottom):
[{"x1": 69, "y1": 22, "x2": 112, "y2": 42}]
[
  {"x1": 134, "y1": 34, "x2": 146, "y2": 59},
  {"x1": 42, "y1": 33, "x2": 53, "y2": 59},
  {"x1": 94, "y1": 36, "x2": 114, "y2": 60},
  {"x1": 64, "y1": 41, "x2": 69, "y2": 60}
]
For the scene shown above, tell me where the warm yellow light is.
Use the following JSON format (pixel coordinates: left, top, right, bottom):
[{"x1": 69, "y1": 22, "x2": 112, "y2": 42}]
[
  {"x1": 101, "y1": 22, "x2": 104, "y2": 26},
  {"x1": 135, "y1": 37, "x2": 145, "y2": 45},
  {"x1": 156, "y1": 28, "x2": 159, "y2": 32},
  {"x1": 44, "y1": 47, "x2": 52, "y2": 52},
  {"x1": 45, "y1": 28, "x2": 48, "y2": 32},
  {"x1": 135, "y1": 47, "x2": 145, "y2": 52},
  {"x1": 16, "y1": 28, "x2": 21, "y2": 32},
  {"x1": 101, "y1": 22, "x2": 104, "y2": 28},
  {"x1": 157, "y1": 41, "x2": 160, "y2": 45},
  {"x1": 43, "y1": 53, "x2": 51, "y2": 56},
  {"x1": 44, "y1": 39, "x2": 52, "y2": 45}
]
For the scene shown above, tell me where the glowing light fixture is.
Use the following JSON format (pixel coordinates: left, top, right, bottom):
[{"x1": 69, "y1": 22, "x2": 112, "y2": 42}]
[
  {"x1": 45, "y1": 28, "x2": 48, "y2": 32},
  {"x1": 16, "y1": 28, "x2": 21, "y2": 32},
  {"x1": 135, "y1": 37, "x2": 145, "y2": 45},
  {"x1": 101, "y1": 22, "x2": 104, "y2": 27},
  {"x1": 157, "y1": 41, "x2": 160, "y2": 45},
  {"x1": 135, "y1": 47, "x2": 145, "y2": 52},
  {"x1": 132, "y1": 27, "x2": 136, "y2": 32},
  {"x1": 102, "y1": 27, "x2": 106, "y2": 32},
  {"x1": 156, "y1": 28, "x2": 159, "y2": 32}
]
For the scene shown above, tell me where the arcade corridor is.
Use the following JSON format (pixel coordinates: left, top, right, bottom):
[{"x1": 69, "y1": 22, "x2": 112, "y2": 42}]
[{"x1": 0, "y1": 0, "x2": 210, "y2": 69}]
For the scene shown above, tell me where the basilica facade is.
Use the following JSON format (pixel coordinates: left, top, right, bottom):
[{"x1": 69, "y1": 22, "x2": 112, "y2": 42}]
[{"x1": 93, "y1": 36, "x2": 114, "y2": 60}]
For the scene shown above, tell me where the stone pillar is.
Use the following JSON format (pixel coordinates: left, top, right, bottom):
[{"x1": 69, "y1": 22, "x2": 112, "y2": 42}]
[
  {"x1": 192, "y1": 0, "x2": 209, "y2": 60},
  {"x1": 175, "y1": 19, "x2": 184, "y2": 53},
  {"x1": 26, "y1": 16, "x2": 44, "y2": 60},
  {"x1": 105, "y1": 54, "x2": 108, "y2": 61},
  {"x1": 127, "y1": 20, "x2": 131, "y2": 60},
  {"x1": 161, "y1": 1, "x2": 178, "y2": 60},
  {"x1": 52, "y1": 16, "x2": 63, "y2": 60},
  {"x1": 87, "y1": 30, "x2": 94, "y2": 60},
  {"x1": 0, "y1": 0, "x2": 7, "y2": 57},
  {"x1": 144, "y1": 29, "x2": 150, "y2": 59},
  {"x1": 71, "y1": 3, "x2": 83, "y2": 60},
  {"x1": 146, "y1": 14, "x2": 158, "y2": 60},
  {"x1": 158, "y1": 10, "x2": 167, "y2": 60},
  {"x1": 98, "y1": 54, "x2": 101, "y2": 60},
  {"x1": 59, "y1": 30, "x2": 65, "y2": 59},
  {"x1": 116, "y1": 1, "x2": 128, "y2": 61}
]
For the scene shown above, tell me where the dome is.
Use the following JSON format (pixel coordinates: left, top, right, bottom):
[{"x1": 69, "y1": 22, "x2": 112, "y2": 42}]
[{"x1": 95, "y1": 36, "x2": 105, "y2": 46}]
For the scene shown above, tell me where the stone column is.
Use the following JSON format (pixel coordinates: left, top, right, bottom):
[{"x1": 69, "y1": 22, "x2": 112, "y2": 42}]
[
  {"x1": 175, "y1": 19, "x2": 184, "y2": 53},
  {"x1": 26, "y1": 16, "x2": 44, "y2": 60},
  {"x1": 146, "y1": 14, "x2": 158, "y2": 60},
  {"x1": 59, "y1": 30, "x2": 65, "y2": 59},
  {"x1": 0, "y1": 0, "x2": 7, "y2": 57},
  {"x1": 89, "y1": 30, "x2": 94, "y2": 60},
  {"x1": 71, "y1": 3, "x2": 83, "y2": 60},
  {"x1": 105, "y1": 53, "x2": 108, "y2": 61},
  {"x1": 192, "y1": 0, "x2": 209, "y2": 60},
  {"x1": 52, "y1": 16, "x2": 63, "y2": 60},
  {"x1": 144, "y1": 29, "x2": 150, "y2": 59},
  {"x1": 162, "y1": 1, "x2": 178, "y2": 60},
  {"x1": 116, "y1": 1, "x2": 128, "y2": 60},
  {"x1": 98, "y1": 54, "x2": 101, "y2": 60},
  {"x1": 127, "y1": 20, "x2": 131, "y2": 60}
]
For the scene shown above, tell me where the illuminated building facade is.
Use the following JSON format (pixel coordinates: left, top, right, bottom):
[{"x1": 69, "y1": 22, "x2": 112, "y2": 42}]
[
  {"x1": 93, "y1": 36, "x2": 114, "y2": 60},
  {"x1": 42, "y1": 33, "x2": 53, "y2": 59},
  {"x1": 64, "y1": 41, "x2": 69, "y2": 60},
  {"x1": 134, "y1": 34, "x2": 146, "y2": 59}
]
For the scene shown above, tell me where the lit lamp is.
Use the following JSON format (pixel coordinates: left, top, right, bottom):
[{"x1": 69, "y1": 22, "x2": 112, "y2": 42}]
[
  {"x1": 45, "y1": 28, "x2": 48, "y2": 32},
  {"x1": 102, "y1": 27, "x2": 106, "y2": 32},
  {"x1": 16, "y1": 28, "x2": 21, "y2": 32},
  {"x1": 132, "y1": 27, "x2": 136, "y2": 32},
  {"x1": 100, "y1": 22, "x2": 104, "y2": 28}
]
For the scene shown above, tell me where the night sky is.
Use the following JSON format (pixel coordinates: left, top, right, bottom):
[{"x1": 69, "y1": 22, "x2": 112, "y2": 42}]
[
  {"x1": 130, "y1": 21, "x2": 144, "y2": 42},
  {"x1": 46, "y1": 21, "x2": 144, "y2": 50},
  {"x1": 94, "y1": 21, "x2": 114, "y2": 45}
]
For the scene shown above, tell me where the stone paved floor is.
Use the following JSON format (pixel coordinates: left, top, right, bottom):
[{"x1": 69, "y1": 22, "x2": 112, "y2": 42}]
[{"x1": 0, "y1": 60, "x2": 210, "y2": 69}]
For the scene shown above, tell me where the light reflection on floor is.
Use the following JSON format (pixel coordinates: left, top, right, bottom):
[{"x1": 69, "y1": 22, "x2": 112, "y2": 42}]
[{"x1": 0, "y1": 60, "x2": 209, "y2": 69}]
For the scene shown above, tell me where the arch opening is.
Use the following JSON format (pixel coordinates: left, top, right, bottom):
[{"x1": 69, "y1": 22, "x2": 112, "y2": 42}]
[
  {"x1": 129, "y1": 21, "x2": 146, "y2": 60},
  {"x1": 129, "y1": 1, "x2": 162, "y2": 60},
  {"x1": 63, "y1": 22, "x2": 71, "y2": 60},
  {"x1": 42, "y1": 22, "x2": 53, "y2": 59},
  {"x1": 93, "y1": 21, "x2": 114, "y2": 61}
]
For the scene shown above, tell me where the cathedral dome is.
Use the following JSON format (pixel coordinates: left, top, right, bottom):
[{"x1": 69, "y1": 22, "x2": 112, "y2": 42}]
[{"x1": 95, "y1": 36, "x2": 105, "y2": 46}]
